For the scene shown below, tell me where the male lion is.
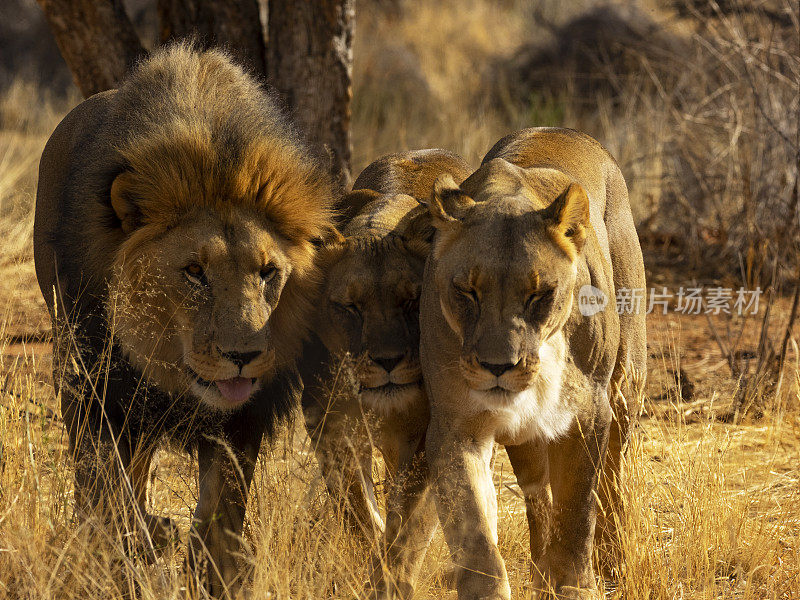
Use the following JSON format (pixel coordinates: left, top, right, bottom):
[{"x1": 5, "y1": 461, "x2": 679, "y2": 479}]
[
  {"x1": 301, "y1": 150, "x2": 472, "y2": 596},
  {"x1": 34, "y1": 45, "x2": 335, "y2": 595},
  {"x1": 415, "y1": 128, "x2": 646, "y2": 599}
]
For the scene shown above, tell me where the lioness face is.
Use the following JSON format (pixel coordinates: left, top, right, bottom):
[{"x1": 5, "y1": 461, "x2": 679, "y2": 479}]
[
  {"x1": 428, "y1": 169, "x2": 589, "y2": 399},
  {"x1": 110, "y1": 207, "x2": 294, "y2": 410},
  {"x1": 318, "y1": 241, "x2": 424, "y2": 413}
]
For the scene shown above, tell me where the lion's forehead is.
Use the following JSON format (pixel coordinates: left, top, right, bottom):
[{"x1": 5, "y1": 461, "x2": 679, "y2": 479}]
[{"x1": 165, "y1": 209, "x2": 289, "y2": 264}]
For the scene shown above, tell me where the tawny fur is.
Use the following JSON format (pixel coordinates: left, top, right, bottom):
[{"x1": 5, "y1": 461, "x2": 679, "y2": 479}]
[
  {"x1": 301, "y1": 149, "x2": 473, "y2": 599},
  {"x1": 415, "y1": 128, "x2": 646, "y2": 600},
  {"x1": 34, "y1": 44, "x2": 335, "y2": 596}
]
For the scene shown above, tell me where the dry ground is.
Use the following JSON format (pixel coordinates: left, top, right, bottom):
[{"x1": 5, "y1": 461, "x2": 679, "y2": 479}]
[{"x1": 1, "y1": 0, "x2": 799, "y2": 598}]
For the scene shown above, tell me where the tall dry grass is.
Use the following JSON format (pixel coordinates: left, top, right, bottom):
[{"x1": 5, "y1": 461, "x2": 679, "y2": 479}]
[
  {"x1": 1, "y1": 0, "x2": 799, "y2": 598},
  {"x1": 2, "y1": 325, "x2": 798, "y2": 599}
]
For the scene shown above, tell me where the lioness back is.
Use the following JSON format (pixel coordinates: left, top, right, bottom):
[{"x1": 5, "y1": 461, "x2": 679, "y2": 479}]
[{"x1": 354, "y1": 148, "x2": 473, "y2": 199}]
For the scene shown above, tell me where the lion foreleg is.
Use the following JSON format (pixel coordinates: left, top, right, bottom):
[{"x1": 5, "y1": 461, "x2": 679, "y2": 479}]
[
  {"x1": 189, "y1": 424, "x2": 263, "y2": 598},
  {"x1": 427, "y1": 423, "x2": 509, "y2": 600},
  {"x1": 129, "y1": 443, "x2": 179, "y2": 558}
]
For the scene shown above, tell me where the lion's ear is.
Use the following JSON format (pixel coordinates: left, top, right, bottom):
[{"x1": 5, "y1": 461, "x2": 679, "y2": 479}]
[
  {"x1": 422, "y1": 174, "x2": 475, "y2": 231},
  {"x1": 110, "y1": 172, "x2": 141, "y2": 234},
  {"x1": 544, "y1": 182, "x2": 590, "y2": 256}
]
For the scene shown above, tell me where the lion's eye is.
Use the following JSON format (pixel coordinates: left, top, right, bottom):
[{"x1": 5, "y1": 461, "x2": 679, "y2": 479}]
[
  {"x1": 403, "y1": 296, "x2": 420, "y2": 313},
  {"x1": 260, "y1": 264, "x2": 278, "y2": 283},
  {"x1": 334, "y1": 301, "x2": 361, "y2": 317},
  {"x1": 184, "y1": 262, "x2": 207, "y2": 284}
]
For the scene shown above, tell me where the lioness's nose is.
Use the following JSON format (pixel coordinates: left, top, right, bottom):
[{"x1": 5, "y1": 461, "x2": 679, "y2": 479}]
[
  {"x1": 372, "y1": 355, "x2": 403, "y2": 373},
  {"x1": 479, "y1": 361, "x2": 516, "y2": 377},
  {"x1": 221, "y1": 350, "x2": 261, "y2": 369}
]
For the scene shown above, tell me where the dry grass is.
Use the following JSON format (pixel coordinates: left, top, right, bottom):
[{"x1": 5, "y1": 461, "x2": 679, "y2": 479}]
[{"x1": 1, "y1": 0, "x2": 800, "y2": 598}]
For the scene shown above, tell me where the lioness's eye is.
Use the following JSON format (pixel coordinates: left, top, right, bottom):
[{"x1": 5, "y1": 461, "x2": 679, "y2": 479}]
[
  {"x1": 526, "y1": 288, "x2": 554, "y2": 311},
  {"x1": 184, "y1": 262, "x2": 207, "y2": 284},
  {"x1": 260, "y1": 264, "x2": 278, "y2": 282},
  {"x1": 454, "y1": 283, "x2": 479, "y2": 306}
]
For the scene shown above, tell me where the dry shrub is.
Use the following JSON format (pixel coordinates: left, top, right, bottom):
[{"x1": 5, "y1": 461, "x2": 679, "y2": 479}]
[
  {"x1": 495, "y1": 4, "x2": 689, "y2": 109},
  {"x1": 492, "y1": 1, "x2": 799, "y2": 281},
  {"x1": 352, "y1": 0, "x2": 537, "y2": 168}
]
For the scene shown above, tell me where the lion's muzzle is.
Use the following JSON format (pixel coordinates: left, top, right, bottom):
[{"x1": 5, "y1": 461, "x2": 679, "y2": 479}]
[{"x1": 186, "y1": 348, "x2": 276, "y2": 409}]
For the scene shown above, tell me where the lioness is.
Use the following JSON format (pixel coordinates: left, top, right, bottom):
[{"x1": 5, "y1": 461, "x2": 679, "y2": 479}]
[
  {"x1": 34, "y1": 45, "x2": 335, "y2": 594},
  {"x1": 301, "y1": 150, "x2": 472, "y2": 596},
  {"x1": 415, "y1": 128, "x2": 646, "y2": 599}
]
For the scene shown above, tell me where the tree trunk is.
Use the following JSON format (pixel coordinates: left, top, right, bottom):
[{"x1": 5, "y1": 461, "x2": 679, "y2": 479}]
[
  {"x1": 36, "y1": 0, "x2": 354, "y2": 187},
  {"x1": 157, "y1": 0, "x2": 267, "y2": 76},
  {"x1": 268, "y1": 0, "x2": 355, "y2": 189},
  {"x1": 35, "y1": 0, "x2": 146, "y2": 97}
]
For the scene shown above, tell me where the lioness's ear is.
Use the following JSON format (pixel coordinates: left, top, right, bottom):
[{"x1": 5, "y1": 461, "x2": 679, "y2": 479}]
[
  {"x1": 110, "y1": 172, "x2": 141, "y2": 234},
  {"x1": 311, "y1": 224, "x2": 346, "y2": 248},
  {"x1": 544, "y1": 183, "x2": 590, "y2": 256},
  {"x1": 339, "y1": 189, "x2": 381, "y2": 224},
  {"x1": 401, "y1": 210, "x2": 435, "y2": 261},
  {"x1": 314, "y1": 226, "x2": 349, "y2": 270},
  {"x1": 423, "y1": 174, "x2": 475, "y2": 230}
]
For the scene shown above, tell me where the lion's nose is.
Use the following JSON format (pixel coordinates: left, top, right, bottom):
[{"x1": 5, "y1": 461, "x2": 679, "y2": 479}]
[
  {"x1": 479, "y1": 361, "x2": 516, "y2": 377},
  {"x1": 220, "y1": 350, "x2": 262, "y2": 369},
  {"x1": 372, "y1": 355, "x2": 404, "y2": 374}
]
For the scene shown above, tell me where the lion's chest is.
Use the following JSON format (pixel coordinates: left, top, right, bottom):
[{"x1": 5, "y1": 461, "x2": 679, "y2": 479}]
[{"x1": 468, "y1": 337, "x2": 574, "y2": 446}]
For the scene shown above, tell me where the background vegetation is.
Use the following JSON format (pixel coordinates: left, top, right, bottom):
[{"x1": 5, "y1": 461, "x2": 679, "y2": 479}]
[{"x1": 0, "y1": 0, "x2": 798, "y2": 598}]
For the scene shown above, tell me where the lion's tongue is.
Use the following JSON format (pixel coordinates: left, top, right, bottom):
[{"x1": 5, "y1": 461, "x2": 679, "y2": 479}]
[{"x1": 215, "y1": 377, "x2": 254, "y2": 404}]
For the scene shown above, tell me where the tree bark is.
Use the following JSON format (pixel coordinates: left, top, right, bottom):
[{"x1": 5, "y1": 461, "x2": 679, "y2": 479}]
[
  {"x1": 35, "y1": 0, "x2": 146, "y2": 97},
  {"x1": 36, "y1": 0, "x2": 354, "y2": 188},
  {"x1": 268, "y1": 0, "x2": 355, "y2": 189},
  {"x1": 157, "y1": 0, "x2": 267, "y2": 76}
]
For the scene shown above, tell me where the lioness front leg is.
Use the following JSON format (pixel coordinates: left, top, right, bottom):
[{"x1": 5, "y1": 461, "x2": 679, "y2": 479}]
[
  {"x1": 505, "y1": 440, "x2": 551, "y2": 568},
  {"x1": 595, "y1": 364, "x2": 643, "y2": 577},
  {"x1": 376, "y1": 432, "x2": 437, "y2": 599},
  {"x1": 303, "y1": 396, "x2": 385, "y2": 542},
  {"x1": 536, "y1": 403, "x2": 610, "y2": 599},
  {"x1": 428, "y1": 423, "x2": 509, "y2": 600}
]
